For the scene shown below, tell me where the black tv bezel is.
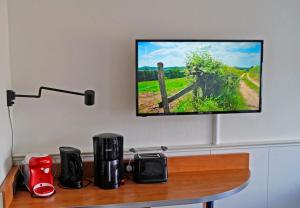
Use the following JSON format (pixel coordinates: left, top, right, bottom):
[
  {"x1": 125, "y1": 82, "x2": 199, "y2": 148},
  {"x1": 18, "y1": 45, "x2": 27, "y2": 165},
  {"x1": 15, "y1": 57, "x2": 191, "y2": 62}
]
[{"x1": 135, "y1": 39, "x2": 263, "y2": 117}]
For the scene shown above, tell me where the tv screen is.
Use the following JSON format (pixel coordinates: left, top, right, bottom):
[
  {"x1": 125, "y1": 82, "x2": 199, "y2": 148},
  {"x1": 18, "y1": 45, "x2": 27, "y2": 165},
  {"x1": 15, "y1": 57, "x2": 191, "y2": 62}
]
[{"x1": 136, "y1": 40, "x2": 263, "y2": 116}]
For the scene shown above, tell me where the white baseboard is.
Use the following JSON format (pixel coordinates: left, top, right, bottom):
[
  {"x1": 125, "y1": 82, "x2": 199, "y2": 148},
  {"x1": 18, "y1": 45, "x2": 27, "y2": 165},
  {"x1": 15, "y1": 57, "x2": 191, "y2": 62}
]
[{"x1": 12, "y1": 139, "x2": 300, "y2": 164}]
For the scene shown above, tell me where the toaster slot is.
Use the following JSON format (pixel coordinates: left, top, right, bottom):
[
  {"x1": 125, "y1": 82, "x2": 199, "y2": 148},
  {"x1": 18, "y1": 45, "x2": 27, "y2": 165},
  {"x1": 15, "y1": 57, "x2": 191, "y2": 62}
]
[{"x1": 138, "y1": 153, "x2": 161, "y2": 159}]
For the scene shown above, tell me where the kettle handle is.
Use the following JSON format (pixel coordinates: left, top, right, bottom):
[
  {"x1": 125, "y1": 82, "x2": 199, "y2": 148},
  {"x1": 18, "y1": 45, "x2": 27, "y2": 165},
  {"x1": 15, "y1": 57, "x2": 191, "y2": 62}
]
[{"x1": 69, "y1": 154, "x2": 83, "y2": 181}]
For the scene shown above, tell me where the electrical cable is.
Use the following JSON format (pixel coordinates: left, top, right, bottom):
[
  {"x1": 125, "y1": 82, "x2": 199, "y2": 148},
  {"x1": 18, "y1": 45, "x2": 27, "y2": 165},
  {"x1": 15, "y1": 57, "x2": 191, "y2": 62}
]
[
  {"x1": 51, "y1": 162, "x2": 59, "y2": 178},
  {"x1": 8, "y1": 107, "x2": 28, "y2": 190},
  {"x1": 126, "y1": 158, "x2": 133, "y2": 172},
  {"x1": 17, "y1": 162, "x2": 30, "y2": 191},
  {"x1": 7, "y1": 107, "x2": 14, "y2": 159}
]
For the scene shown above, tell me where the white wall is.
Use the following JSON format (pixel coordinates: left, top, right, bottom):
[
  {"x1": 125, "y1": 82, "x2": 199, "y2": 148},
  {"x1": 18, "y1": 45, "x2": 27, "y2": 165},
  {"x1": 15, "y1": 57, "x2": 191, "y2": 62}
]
[
  {"x1": 220, "y1": 0, "x2": 300, "y2": 143},
  {"x1": 7, "y1": 0, "x2": 300, "y2": 155},
  {"x1": 0, "y1": 0, "x2": 12, "y2": 184}
]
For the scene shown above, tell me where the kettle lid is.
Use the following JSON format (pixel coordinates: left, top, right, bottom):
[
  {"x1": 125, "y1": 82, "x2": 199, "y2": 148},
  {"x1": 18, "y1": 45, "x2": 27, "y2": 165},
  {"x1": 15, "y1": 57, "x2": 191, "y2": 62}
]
[{"x1": 59, "y1": 146, "x2": 81, "y2": 153}]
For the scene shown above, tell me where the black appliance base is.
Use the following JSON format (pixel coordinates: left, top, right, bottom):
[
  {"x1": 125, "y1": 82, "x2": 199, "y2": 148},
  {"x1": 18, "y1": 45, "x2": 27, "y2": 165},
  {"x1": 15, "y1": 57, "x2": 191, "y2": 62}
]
[
  {"x1": 59, "y1": 181, "x2": 83, "y2": 189},
  {"x1": 96, "y1": 184, "x2": 120, "y2": 189}
]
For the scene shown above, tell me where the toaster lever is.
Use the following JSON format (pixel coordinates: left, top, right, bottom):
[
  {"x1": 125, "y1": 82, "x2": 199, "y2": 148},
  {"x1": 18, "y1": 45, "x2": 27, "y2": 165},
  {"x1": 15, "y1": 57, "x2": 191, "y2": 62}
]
[
  {"x1": 161, "y1": 146, "x2": 168, "y2": 152},
  {"x1": 129, "y1": 148, "x2": 136, "y2": 153}
]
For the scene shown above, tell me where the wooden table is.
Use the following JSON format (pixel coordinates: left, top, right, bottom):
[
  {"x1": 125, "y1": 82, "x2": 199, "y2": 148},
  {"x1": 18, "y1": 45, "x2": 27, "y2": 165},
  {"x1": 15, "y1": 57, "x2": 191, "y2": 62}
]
[{"x1": 5, "y1": 153, "x2": 250, "y2": 208}]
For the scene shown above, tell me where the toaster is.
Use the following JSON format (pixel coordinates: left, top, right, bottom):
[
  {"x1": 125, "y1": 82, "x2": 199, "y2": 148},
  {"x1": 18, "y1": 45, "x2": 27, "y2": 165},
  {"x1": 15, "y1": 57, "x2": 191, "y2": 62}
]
[{"x1": 133, "y1": 153, "x2": 168, "y2": 183}]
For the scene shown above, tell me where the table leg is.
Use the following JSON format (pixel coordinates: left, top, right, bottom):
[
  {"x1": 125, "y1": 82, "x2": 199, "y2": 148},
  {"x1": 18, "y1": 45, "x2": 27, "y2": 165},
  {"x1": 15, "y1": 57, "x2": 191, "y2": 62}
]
[{"x1": 203, "y1": 201, "x2": 214, "y2": 208}]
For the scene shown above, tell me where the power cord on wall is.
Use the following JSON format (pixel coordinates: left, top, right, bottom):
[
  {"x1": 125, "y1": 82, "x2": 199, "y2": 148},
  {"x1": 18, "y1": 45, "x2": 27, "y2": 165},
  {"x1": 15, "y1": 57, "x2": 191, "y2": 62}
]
[
  {"x1": 7, "y1": 107, "x2": 14, "y2": 159},
  {"x1": 8, "y1": 108, "x2": 30, "y2": 191}
]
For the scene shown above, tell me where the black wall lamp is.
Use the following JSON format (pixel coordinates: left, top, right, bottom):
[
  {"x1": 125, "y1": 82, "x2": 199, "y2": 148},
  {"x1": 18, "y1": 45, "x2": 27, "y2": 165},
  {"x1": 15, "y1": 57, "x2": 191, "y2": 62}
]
[{"x1": 7, "y1": 86, "x2": 95, "y2": 107}]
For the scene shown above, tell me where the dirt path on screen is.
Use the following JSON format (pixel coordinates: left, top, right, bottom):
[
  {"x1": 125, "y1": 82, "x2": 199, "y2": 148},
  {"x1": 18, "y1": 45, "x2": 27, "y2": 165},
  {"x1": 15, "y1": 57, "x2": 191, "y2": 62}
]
[
  {"x1": 239, "y1": 80, "x2": 259, "y2": 110},
  {"x1": 247, "y1": 73, "x2": 259, "y2": 87}
]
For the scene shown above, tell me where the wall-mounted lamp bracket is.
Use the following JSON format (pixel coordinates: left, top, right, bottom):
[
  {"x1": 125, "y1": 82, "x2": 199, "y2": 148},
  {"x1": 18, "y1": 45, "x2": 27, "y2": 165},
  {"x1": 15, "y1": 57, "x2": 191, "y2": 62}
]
[{"x1": 6, "y1": 86, "x2": 95, "y2": 107}]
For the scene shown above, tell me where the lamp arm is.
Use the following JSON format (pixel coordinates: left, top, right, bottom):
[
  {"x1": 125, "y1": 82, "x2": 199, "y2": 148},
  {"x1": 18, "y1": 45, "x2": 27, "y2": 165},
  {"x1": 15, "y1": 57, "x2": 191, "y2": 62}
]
[
  {"x1": 15, "y1": 86, "x2": 84, "y2": 98},
  {"x1": 7, "y1": 86, "x2": 94, "y2": 106}
]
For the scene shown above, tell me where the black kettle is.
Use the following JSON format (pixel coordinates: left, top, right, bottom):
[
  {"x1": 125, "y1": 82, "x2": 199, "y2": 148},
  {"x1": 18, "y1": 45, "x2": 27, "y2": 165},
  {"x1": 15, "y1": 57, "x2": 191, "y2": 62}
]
[{"x1": 59, "y1": 147, "x2": 83, "y2": 188}]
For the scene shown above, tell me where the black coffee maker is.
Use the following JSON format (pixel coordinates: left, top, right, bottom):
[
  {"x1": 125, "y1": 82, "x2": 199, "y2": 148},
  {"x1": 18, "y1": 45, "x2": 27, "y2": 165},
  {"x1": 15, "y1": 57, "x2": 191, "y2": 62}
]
[
  {"x1": 93, "y1": 133, "x2": 123, "y2": 189},
  {"x1": 59, "y1": 147, "x2": 83, "y2": 188}
]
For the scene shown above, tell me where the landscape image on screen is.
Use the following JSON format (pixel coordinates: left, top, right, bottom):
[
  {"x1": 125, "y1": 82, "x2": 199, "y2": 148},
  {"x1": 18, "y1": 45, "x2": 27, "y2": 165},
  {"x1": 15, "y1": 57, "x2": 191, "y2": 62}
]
[{"x1": 137, "y1": 41, "x2": 262, "y2": 115}]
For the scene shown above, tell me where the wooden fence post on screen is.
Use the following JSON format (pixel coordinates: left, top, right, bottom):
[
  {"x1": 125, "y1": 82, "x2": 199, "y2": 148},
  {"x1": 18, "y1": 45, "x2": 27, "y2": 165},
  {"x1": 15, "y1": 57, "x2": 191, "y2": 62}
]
[{"x1": 157, "y1": 62, "x2": 170, "y2": 113}]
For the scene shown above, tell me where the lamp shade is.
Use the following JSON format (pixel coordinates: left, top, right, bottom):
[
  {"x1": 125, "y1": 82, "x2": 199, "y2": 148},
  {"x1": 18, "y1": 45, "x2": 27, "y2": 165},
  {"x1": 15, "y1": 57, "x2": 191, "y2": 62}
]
[{"x1": 84, "y1": 90, "x2": 95, "y2": 106}]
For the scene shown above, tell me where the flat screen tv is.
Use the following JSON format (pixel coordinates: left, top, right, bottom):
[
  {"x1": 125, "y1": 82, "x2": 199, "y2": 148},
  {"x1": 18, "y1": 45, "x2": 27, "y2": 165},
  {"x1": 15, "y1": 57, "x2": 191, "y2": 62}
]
[{"x1": 136, "y1": 40, "x2": 263, "y2": 116}]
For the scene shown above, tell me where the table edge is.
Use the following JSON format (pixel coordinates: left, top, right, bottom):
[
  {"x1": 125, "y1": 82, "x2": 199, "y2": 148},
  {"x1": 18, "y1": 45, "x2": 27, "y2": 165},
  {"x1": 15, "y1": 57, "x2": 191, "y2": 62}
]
[{"x1": 74, "y1": 171, "x2": 250, "y2": 208}]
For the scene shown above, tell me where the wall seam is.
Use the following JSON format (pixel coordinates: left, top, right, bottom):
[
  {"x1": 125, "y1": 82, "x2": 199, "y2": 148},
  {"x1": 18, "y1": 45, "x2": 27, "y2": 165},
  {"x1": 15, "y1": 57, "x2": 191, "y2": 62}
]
[{"x1": 266, "y1": 147, "x2": 270, "y2": 208}]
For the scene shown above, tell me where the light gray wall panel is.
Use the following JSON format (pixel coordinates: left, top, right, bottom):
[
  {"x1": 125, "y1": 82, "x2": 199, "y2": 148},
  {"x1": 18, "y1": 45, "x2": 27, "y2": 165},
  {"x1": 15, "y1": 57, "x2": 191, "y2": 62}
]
[
  {"x1": 268, "y1": 146, "x2": 300, "y2": 208},
  {"x1": 212, "y1": 148, "x2": 269, "y2": 208}
]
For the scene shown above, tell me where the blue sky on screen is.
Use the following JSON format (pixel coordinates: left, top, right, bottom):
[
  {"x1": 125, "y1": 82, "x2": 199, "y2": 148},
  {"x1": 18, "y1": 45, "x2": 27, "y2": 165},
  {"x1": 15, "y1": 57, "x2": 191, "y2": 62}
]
[{"x1": 138, "y1": 41, "x2": 262, "y2": 68}]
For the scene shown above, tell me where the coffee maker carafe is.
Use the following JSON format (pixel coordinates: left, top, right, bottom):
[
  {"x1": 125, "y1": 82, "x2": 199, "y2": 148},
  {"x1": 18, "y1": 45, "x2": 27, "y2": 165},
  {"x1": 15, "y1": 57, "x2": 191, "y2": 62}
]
[{"x1": 93, "y1": 133, "x2": 123, "y2": 189}]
